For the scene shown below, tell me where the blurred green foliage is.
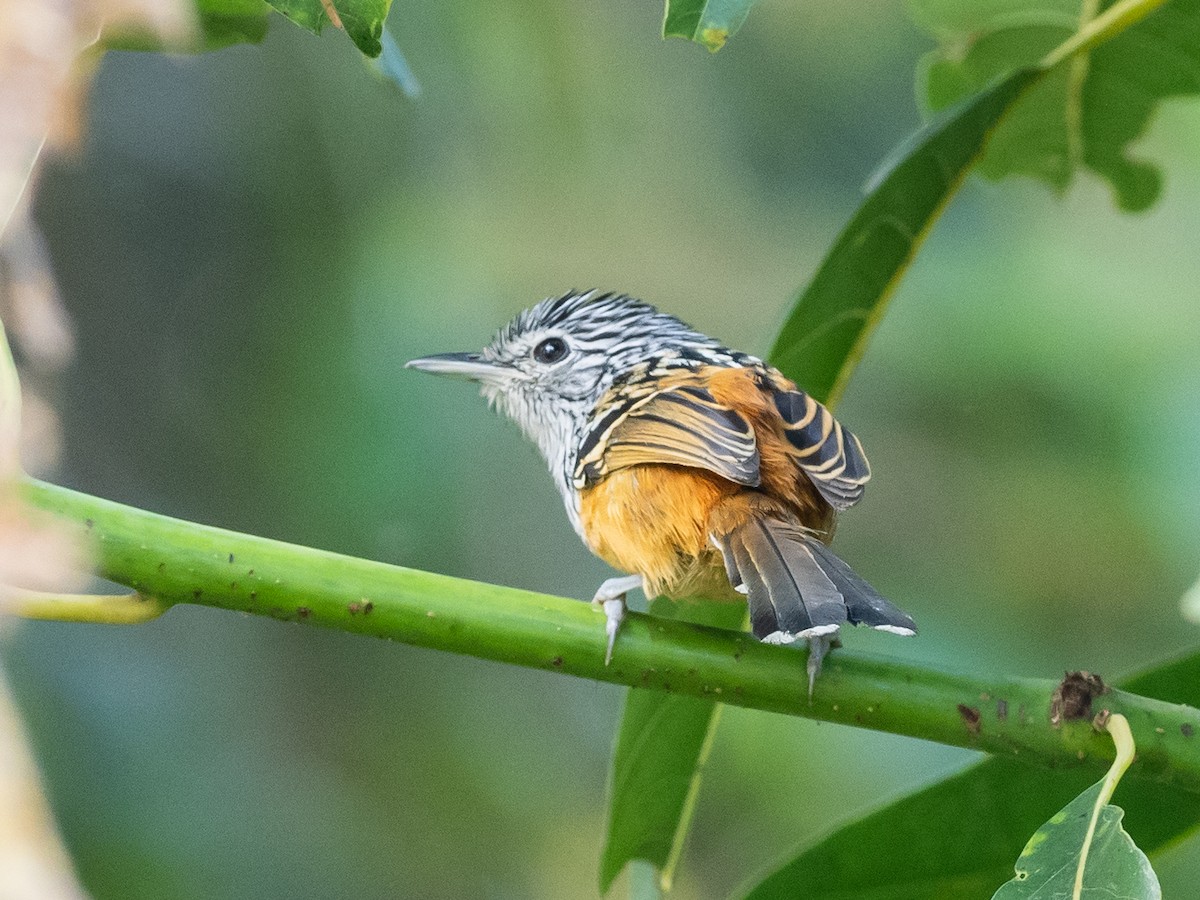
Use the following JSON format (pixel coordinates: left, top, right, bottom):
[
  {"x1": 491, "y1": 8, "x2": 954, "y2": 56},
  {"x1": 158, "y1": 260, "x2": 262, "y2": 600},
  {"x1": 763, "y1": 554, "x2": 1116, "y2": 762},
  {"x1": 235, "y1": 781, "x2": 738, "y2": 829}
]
[
  {"x1": 913, "y1": 0, "x2": 1200, "y2": 211},
  {"x1": 4, "y1": 0, "x2": 1200, "y2": 897}
]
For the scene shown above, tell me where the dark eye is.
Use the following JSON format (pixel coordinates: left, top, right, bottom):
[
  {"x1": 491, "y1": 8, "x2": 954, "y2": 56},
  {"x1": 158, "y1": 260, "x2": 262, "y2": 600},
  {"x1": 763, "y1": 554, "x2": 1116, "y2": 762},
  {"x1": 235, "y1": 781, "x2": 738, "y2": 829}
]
[{"x1": 532, "y1": 337, "x2": 569, "y2": 364}]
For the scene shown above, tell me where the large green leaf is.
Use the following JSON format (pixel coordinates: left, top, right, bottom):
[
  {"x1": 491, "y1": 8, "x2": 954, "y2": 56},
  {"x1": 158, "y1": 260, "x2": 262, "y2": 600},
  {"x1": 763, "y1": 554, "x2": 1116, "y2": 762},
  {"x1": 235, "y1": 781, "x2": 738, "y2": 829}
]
[
  {"x1": 740, "y1": 651, "x2": 1200, "y2": 899},
  {"x1": 768, "y1": 70, "x2": 1038, "y2": 404},
  {"x1": 911, "y1": 0, "x2": 1200, "y2": 211},
  {"x1": 600, "y1": 598, "x2": 747, "y2": 893},
  {"x1": 662, "y1": 0, "x2": 758, "y2": 52}
]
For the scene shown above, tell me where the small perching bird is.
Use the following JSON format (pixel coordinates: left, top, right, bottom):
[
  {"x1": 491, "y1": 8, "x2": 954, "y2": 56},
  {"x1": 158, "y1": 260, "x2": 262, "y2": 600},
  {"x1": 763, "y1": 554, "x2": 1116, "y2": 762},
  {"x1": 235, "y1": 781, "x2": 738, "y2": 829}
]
[{"x1": 408, "y1": 291, "x2": 915, "y2": 692}]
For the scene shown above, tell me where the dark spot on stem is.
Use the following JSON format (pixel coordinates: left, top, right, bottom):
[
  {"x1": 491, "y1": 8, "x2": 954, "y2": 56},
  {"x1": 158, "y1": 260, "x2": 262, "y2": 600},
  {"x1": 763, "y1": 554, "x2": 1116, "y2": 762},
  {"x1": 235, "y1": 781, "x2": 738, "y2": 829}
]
[
  {"x1": 363, "y1": 601, "x2": 374, "y2": 614},
  {"x1": 249, "y1": 591, "x2": 257, "y2": 601},
  {"x1": 348, "y1": 602, "x2": 362, "y2": 615},
  {"x1": 247, "y1": 569, "x2": 255, "y2": 576},
  {"x1": 996, "y1": 699, "x2": 1008, "y2": 721},
  {"x1": 85, "y1": 518, "x2": 94, "y2": 529},
  {"x1": 1051, "y1": 671, "x2": 1108, "y2": 726},
  {"x1": 551, "y1": 656, "x2": 563, "y2": 667},
  {"x1": 229, "y1": 582, "x2": 237, "y2": 591},
  {"x1": 192, "y1": 588, "x2": 203, "y2": 600},
  {"x1": 228, "y1": 554, "x2": 235, "y2": 564},
  {"x1": 1183, "y1": 723, "x2": 1195, "y2": 738},
  {"x1": 958, "y1": 704, "x2": 981, "y2": 735},
  {"x1": 297, "y1": 607, "x2": 311, "y2": 619},
  {"x1": 157, "y1": 562, "x2": 166, "y2": 573}
]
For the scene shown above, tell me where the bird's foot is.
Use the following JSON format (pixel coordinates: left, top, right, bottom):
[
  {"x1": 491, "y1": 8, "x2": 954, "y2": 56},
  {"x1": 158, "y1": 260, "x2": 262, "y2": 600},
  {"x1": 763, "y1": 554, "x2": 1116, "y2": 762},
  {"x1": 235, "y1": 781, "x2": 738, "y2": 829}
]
[
  {"x1": 592, "y1": 575, "x2": 642, "y2": 665},
  {"x1": 805, "y1": 630, "x2": 838, "y2": 700}
]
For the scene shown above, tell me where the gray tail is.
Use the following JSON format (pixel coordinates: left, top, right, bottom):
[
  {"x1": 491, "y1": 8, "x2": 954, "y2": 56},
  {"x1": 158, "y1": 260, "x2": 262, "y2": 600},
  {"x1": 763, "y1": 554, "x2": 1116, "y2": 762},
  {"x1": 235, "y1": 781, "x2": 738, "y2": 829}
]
[{"x1": 717, "y1": 518, "x2": 916, "y2": 642}]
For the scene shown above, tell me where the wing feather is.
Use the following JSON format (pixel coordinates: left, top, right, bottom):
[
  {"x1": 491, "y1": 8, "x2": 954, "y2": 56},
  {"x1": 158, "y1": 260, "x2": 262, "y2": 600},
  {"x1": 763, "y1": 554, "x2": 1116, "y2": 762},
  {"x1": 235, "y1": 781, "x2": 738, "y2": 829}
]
[
  {"x1": 772, "y1": 388, "x2": 871, "y2": 510},
  {"x1": 574, "y1": 384, "x2": 760, "y2": 488}
]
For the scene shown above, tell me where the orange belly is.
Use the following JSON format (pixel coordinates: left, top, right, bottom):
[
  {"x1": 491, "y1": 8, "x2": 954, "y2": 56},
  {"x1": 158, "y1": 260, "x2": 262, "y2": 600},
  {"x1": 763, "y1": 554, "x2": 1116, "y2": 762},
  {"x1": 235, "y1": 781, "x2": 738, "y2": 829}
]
[{"x1": 578, "y1": 466, "x2": 744, "y2": 599}]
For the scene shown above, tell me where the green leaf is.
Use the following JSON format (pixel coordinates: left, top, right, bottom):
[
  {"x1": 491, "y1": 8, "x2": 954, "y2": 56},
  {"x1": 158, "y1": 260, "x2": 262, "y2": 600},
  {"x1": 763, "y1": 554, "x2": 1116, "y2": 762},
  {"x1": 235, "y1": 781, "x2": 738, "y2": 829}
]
[
  {"x1": 911, "y1": 0, "x2": 1200, "y2": 211},
  {"x1": 995, "y1": 796, "x2": 1158, "y2": 898},
  {"x1": 267, "y1": 0, "x2": 395, "y2": 56},
  {"x1": 769, "y1": 70, "x2": 1039, "y2": 404},
  {"x1": 265, "y1": 0, "x2": 328, "y2": 35},
  {"x1": 599, "y1": 597, "x2": 746, "y2": 893},
  {"x1": 103, "y1": 0, "x2": 394, "y2": 58},
  {"x1": 334, "y1": 0, "x2": 394, "y2": 58},
  {"x1": 771, "y1": 0, "x2": 1171, "y2": 404},
  {"x1": 662, "y1": 0, "x2": 758, "y2": 52},
  {"x1": 740, "y1": 652, "x2": 1200, "y2": 899},
  {"x1": 99, "y1": 0, "x2": 272, "y2": 52},
  {"x1": 196, "y1": 0, "x2": 272, "y2": 49},
  {"x1": 993, "y1": 715, "x2": 1159, "y2": 899}
]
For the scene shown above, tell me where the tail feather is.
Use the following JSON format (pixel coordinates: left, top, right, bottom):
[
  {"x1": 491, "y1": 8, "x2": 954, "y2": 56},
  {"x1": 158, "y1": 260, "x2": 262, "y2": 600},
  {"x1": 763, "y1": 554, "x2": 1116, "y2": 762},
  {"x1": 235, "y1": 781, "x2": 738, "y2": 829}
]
[
  {"x1": 718, "y1": 518, "x2": 915, "y2": 641},
  {"x1": 804, "y1": 538, "x2": 916, "y2": 634}
]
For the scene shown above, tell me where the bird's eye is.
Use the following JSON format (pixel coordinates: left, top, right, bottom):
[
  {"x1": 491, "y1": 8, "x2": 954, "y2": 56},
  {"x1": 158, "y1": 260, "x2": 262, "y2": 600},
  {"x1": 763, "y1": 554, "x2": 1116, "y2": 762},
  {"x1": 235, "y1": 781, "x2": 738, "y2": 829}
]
[{"x1": 532, "y1": 337, "x2": 569, "y2": 364}]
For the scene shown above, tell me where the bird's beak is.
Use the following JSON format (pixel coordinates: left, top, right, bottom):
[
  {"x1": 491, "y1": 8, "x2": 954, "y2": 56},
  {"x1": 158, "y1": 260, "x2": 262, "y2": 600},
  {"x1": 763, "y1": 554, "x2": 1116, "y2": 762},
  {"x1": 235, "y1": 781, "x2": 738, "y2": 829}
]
[{"x1": 405, "y1": 352, "x2": 508, "y2": 382}]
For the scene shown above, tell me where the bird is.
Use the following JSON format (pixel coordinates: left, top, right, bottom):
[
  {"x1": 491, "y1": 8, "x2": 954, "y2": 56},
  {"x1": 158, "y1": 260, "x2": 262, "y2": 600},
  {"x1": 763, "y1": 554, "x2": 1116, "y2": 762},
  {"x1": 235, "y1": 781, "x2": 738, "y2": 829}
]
[{"x1": 407, "y1": 290, "x2": 915, "y2": 693}]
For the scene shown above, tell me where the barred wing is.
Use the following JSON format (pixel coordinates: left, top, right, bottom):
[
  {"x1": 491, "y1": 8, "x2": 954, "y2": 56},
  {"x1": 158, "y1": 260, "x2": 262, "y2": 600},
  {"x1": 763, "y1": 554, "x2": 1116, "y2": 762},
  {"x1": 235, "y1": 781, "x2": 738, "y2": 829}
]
[
  {"x1": 574, "y1": 384, "x2": 760, "y2": 489},
  {"x1": 771, "y1": 388, "x2": 870, "y2": 510}
]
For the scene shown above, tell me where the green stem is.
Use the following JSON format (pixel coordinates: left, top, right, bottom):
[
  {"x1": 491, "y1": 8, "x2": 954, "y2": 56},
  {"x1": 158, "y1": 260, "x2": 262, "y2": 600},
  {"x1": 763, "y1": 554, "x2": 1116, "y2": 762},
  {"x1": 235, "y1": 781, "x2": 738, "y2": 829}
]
[
  {"x1": 19, "y1": 477, "x2": 1200, "y2": 790},
  {"x1": 9, "y1": 590, "x2": 168, "y2": 624},
  {"x1": 1040, "y1": 0, "x2": 1170, "y2": 69}
]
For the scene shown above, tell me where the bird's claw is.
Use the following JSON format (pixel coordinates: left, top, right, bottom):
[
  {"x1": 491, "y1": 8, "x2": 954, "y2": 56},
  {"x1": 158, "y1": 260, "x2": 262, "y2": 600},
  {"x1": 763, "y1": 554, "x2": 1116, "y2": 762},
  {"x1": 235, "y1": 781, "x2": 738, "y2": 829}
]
[
  {"x1": 806, "y1": 633, "x2": 834, "y2": 700},
  {"x1": 600, "y1": 598, "x2": 624, "y2": 666},
  {"x1": 592, "y1": 575, "x2": 641, "y2": 665}
]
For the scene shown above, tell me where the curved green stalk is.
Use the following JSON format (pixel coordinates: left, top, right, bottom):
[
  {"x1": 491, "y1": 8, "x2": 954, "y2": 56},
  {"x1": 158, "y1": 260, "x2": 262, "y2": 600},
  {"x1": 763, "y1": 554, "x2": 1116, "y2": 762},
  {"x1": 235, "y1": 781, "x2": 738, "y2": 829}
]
[
  {"x1": 20, "y1": 477, "x2": 1200, "y2": 792},
  {"x1": 8, "y1": 590, "x2": 168, "y2": 624}
]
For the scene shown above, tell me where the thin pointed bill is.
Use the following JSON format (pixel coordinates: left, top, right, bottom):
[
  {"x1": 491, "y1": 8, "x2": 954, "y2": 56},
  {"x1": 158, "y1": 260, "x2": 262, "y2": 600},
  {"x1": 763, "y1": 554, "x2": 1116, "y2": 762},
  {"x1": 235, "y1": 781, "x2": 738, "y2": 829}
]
[{"x1": 405, "y1": 352, "x2": 508, "y2": 382}]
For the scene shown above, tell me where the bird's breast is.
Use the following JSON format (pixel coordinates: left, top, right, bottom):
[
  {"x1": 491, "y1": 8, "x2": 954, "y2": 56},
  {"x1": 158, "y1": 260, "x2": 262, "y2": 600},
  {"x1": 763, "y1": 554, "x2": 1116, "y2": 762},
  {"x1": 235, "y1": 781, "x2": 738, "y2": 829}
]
[{"x1": 577, "y1": 466, "x2": 741, "y2": 599}]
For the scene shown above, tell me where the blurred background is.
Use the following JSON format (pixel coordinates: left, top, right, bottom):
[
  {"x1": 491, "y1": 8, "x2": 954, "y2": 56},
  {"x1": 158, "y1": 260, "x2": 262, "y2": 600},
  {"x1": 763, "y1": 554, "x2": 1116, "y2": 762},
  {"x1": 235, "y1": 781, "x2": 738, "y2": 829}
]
[{"x1": 3, "y1": 0, "x2": 1200, "y2": 896}]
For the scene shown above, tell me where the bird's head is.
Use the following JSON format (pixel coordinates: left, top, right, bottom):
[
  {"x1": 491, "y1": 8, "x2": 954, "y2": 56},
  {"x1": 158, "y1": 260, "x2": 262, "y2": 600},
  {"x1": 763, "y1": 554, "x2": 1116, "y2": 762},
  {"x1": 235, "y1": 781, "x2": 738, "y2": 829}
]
[{"x1": 407, "y1": 290, "x2": 728, "y2": 467}]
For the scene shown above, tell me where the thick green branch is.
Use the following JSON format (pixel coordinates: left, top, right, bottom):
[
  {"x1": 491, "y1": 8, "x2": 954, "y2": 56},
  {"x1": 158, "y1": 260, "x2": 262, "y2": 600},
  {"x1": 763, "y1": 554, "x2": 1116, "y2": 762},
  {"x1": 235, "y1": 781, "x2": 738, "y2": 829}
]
[{"x1": 20, "y1": 477, "x2": 1200, "y2": 790}]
